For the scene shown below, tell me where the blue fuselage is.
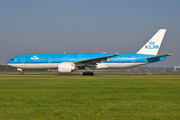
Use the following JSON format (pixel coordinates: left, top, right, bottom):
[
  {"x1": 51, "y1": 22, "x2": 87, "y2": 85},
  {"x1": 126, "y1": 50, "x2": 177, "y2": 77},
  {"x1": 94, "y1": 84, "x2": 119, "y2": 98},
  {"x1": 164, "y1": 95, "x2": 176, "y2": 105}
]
[{"x1": 7, "y1": 53, "x2": 165, "y2": 64}]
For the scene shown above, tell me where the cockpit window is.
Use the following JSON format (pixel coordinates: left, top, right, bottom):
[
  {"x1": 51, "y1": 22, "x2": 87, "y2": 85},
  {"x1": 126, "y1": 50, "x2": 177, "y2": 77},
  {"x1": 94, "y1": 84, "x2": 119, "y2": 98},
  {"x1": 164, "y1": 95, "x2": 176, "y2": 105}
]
[{"x1": 10, "y1": 59, "x2": 14, "y2": 61}]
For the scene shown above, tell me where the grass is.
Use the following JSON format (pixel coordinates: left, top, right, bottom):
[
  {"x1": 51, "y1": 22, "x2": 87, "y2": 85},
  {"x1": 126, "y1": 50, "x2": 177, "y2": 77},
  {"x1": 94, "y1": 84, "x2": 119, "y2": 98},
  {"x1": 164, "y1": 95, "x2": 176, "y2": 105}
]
[
  {"x1": 0, "y1": 76, "x2": 180, "y2": 120},
  {"x1": 0, "y1": 71, "x2": 180, "y2": 75}
]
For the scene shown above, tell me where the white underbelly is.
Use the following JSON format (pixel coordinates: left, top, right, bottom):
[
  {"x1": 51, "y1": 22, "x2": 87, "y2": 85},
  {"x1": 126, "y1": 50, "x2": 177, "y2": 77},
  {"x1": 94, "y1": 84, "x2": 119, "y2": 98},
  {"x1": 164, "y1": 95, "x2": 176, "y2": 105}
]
[
  {"x1": 7, "y1": 62, "x2": 149, "y2": 70},
  {"x1": 7, "y1": 63, "x2": 58, "y2": 69}
]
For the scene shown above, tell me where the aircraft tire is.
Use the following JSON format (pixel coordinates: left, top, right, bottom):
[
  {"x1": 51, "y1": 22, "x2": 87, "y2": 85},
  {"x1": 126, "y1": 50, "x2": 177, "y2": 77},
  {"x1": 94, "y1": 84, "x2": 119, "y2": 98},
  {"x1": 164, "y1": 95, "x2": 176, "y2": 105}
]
[
  {"x1": 82, "y1": 72, "x2": 94, "y2": 76},
  {"x1": 90, "y1": 72, "x2": 94, "y2": 76},
  {"x1": 20, "y1": 72, "x2": 23, "y2": 75},
  {"x1": 87, "y1": 72, "x2": 90, "y2": 75},
  {"x1": 83, "y1": 72, "x2": 86, "y2": 75}
]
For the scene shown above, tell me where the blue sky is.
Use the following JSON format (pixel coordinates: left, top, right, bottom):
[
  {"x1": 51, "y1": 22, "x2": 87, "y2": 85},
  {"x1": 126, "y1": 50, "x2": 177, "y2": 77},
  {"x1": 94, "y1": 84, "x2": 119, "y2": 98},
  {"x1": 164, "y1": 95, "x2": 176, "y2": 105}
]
[{"x1": 0, "y1": 0, "x2": 180, "y2": 67}]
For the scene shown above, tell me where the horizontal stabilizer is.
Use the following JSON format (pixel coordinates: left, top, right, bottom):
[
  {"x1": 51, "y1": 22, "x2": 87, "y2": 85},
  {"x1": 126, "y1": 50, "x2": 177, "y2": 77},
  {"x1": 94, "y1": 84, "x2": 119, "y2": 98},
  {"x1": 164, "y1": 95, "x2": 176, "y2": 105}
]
[{"x1": 145, "y1": 54, "x2": 173, "y2": 60}]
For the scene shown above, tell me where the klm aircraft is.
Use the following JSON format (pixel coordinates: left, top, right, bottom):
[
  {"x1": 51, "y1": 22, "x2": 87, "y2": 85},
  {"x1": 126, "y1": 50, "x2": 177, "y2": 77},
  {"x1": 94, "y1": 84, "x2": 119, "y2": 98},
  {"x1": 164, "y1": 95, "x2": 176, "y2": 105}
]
[{"x1": 7, "y1": 29, "x2": 172, "y2": 75}]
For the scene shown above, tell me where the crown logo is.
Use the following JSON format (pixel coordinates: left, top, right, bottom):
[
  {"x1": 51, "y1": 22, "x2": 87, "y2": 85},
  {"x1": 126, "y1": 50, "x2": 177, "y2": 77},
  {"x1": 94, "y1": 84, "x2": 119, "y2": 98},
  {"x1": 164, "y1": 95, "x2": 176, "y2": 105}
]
[
  {"x1": 31, "y1": 55, "x2": 39, "y2": 60},
  {"x1": 149, "y1": 41, "x2": 155, "y2": 45}
]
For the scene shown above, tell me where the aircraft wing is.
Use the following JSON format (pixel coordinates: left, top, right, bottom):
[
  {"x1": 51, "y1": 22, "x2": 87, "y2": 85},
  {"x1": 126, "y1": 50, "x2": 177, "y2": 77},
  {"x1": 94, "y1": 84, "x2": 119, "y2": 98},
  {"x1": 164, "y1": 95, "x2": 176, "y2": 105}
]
[
  {"x1": 145, "y1": 54, "x2": 173, "y2": 60},
  {"x1": 74, "y1": 54, "x2": 120, "y2": 65}
]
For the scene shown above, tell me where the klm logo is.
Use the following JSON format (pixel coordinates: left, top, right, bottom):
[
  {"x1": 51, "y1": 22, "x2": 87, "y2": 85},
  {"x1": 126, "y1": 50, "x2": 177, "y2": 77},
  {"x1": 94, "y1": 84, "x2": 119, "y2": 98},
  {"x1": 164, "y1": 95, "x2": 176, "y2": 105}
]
[
  {"x1": 31, "y1": 55, "x2": 39, "y2": 60},
  {"x1": 145, "y1": 41, "x2": 159, "y2": 49}
]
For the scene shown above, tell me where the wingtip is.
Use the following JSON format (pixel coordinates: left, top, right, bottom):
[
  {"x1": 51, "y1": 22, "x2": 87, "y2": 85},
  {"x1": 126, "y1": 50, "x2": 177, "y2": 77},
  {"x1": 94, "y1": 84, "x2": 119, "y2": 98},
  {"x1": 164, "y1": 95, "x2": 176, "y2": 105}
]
[{"x1": 166, "y1": 54, "x2": 173, "y2": 56}]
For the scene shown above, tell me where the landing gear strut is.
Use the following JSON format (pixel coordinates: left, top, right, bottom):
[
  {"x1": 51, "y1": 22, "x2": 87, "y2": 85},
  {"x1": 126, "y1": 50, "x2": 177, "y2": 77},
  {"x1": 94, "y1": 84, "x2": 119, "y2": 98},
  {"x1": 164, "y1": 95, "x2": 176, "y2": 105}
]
[{"x1": 82, "y1": 72, "x2": 94, "y2": 76}]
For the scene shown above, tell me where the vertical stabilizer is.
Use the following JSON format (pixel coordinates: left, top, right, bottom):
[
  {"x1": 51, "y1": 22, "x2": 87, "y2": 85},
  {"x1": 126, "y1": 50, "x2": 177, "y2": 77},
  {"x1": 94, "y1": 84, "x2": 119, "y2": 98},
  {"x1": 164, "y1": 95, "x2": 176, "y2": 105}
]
[{"x1": 137, "y1": 29, "x2": 166, "y2": 55}]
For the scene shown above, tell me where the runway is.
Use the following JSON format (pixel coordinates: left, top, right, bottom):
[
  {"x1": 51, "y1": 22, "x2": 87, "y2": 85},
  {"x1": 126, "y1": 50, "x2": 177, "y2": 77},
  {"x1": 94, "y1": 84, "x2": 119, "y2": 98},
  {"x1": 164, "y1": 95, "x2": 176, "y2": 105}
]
[{"x1": 1, "y1": 75, "x2": 180, "y2": 77}]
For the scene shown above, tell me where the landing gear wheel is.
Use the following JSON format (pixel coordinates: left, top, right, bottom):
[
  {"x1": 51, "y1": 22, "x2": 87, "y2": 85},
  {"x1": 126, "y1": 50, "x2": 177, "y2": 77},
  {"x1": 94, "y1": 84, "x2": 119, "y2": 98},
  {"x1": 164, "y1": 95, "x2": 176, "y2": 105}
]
[
  {"x1": 20, "y1": 72, "x2": 23, "y2": 75},
  {"x1": 90, "y1": 72, "x2": 94, "y2": 76},
  {"x1": 82, "y1": 72, "x2": 94, "y2": 76},
  {"x1": 83, "y1": 72, "x2": 87, "y2": 75}
]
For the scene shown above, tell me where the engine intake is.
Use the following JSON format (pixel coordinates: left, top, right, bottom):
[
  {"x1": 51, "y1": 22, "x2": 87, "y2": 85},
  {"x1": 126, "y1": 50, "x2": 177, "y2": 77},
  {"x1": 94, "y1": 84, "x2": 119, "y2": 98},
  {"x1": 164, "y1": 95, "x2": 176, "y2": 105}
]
[{"x1": 58, "y1": 63, "x2": 75, "y2": 73}]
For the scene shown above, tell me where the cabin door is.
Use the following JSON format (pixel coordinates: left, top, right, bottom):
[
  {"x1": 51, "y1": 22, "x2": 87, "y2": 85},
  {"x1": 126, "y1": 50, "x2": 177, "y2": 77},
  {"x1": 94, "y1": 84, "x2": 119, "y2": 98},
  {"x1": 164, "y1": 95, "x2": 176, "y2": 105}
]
[{"x1": 21, "y1": 57, "x2": 25, "y2": 63}]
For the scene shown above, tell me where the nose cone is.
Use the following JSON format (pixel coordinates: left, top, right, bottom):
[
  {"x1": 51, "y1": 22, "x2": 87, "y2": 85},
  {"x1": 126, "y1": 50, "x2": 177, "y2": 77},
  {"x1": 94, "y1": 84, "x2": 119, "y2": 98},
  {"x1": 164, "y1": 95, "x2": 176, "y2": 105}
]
[{"x1": 7, "y1": 60, "x2": 11, "y2": 64}]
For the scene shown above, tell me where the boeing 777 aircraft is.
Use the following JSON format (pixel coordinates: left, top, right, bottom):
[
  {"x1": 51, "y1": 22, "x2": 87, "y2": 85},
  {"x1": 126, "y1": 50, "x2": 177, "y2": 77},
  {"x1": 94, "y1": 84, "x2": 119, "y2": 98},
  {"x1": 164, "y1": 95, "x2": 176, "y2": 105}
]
[{"x1": 7, "y1": 29, "x2": 172, "y2": 75}]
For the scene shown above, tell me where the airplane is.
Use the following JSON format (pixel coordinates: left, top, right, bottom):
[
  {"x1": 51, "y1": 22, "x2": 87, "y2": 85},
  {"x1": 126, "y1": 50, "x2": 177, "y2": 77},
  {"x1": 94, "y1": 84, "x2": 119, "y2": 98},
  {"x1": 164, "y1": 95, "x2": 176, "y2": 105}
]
[{"x1": 7, "y1": 29, "x2": 172, "y2": 75}]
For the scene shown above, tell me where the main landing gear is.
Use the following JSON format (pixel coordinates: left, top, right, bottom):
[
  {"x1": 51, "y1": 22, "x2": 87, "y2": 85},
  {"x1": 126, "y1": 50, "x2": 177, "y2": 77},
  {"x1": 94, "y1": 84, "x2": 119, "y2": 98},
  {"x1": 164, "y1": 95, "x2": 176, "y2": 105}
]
[
  {"x1": 82, "y1": 66, "x2": 94, "y2": 76},
  {"x1": 82, "y1": 72, "x2": 94, "y2": 76}
]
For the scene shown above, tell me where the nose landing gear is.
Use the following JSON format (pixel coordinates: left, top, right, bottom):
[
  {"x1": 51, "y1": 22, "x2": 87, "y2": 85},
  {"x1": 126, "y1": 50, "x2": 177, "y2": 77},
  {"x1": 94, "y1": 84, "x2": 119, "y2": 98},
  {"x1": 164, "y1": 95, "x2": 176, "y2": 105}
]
[
  {"x1": 17, "y1": 68, "x2": 23, "y2": 75},
  {"x1": 20, "y1": 72, "x2": 23, "y2": 75}
]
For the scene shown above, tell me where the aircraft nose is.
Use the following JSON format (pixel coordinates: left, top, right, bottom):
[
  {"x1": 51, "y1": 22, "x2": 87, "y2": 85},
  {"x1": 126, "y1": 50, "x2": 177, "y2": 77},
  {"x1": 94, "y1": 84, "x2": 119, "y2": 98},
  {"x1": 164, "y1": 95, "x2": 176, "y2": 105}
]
[
  {"x1": 7, "y1": 58, "x2": 14, "y2": 63},
  {"x1": 7, "y1": 60, "x2": 11, "y2": 64}
]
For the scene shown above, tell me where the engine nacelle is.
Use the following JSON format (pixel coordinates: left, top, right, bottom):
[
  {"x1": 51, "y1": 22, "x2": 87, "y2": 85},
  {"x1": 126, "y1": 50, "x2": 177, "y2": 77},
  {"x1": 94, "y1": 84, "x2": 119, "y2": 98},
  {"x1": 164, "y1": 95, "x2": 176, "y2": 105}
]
[{"x1": 58, "y1": 63, "x2": 75, "y2": 73}]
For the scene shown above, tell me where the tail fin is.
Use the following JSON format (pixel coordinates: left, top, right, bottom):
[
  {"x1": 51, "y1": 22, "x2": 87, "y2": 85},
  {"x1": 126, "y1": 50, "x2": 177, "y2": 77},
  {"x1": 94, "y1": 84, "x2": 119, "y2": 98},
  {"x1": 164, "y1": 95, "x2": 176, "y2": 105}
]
[{"x1": 137, "y1": 29, "x2": 166, "y2": 55}]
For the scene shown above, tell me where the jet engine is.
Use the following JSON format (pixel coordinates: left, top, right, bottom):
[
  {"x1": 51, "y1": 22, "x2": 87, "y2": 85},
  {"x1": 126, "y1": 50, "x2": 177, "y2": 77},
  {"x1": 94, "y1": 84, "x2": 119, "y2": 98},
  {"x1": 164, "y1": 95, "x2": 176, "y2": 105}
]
[{"x1": 58, "y1": 63, "x2": 76, "y2": 73}]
